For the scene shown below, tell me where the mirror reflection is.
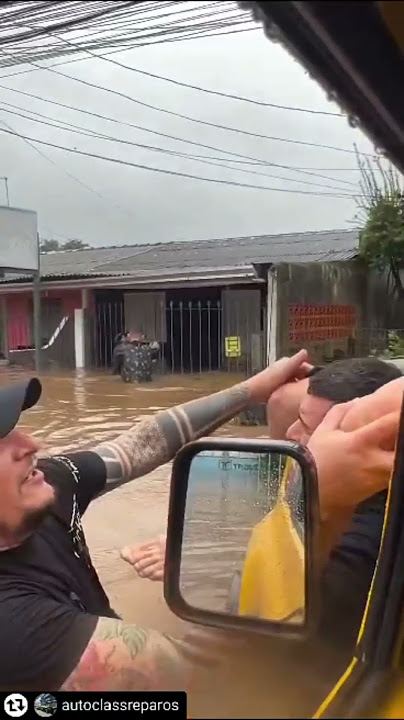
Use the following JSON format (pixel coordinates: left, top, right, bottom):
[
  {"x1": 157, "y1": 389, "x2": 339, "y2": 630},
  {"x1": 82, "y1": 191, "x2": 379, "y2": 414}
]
[{"x1": 179, "y1": 449, "x2": 305, "y2": 626}]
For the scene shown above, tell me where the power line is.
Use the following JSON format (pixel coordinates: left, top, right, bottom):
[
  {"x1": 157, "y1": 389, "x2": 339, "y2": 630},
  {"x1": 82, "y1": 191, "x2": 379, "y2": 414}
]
[
  {"x1": 0, "y1": 2, "x2": 257, "y2": 61},
  {"x1": 37, "y1": 66, "x2": 363, "y2": 155},
  {"x1": 1, "y1": 2, "x2": 249, "y2": 40},
  {"x1": 0, "y1": 76, "x2": 356, "y2": 187},
  {"x1": 47, "y1": 31, "x2": 343, "y2": 117},
  {"x1": 0, "y1": 125, "x2": 356, "y2": 198},
  {"x1": 0, "y1": 2, "x2": 131, "y2": 46},
  {"x1": 282, "y1": 167, "x2": 385, "y2": 172},
  {"x1": 0, "y1": 15, "x2": 255, "y2": 83},
  {"x1": 0, "y1": 115, "x2": 139, "y2": 221},
  {"x1": 0, "y1": 24, "x2": 259, "y2": 63},
  {"x1": 0, "y1": 45, "x2": 371, "y2": 158},
  {"x1": 0, "y1": 100, "x2": 358, "y2": 192},
  {"x1": 4, "y1": 2, "x2": 342, "y2": 117}
]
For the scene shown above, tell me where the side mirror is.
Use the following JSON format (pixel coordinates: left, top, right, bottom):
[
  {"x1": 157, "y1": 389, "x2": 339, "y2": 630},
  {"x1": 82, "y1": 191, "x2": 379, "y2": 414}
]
[{"x1": 164, "y1": 438, "x2": 320, "y2": 640}]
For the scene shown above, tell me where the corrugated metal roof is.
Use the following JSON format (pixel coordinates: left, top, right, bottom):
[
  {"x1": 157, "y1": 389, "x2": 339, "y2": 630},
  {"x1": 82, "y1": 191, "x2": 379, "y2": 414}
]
[{"x1": 0, "y1": 228, "x2": 359, "y2": 284}]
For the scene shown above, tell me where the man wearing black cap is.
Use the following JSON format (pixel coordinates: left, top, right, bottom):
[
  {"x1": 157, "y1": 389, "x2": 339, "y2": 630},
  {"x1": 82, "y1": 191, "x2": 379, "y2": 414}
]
[{"x1": 0, "y1": 350, "x2": 311, "y2": 692}]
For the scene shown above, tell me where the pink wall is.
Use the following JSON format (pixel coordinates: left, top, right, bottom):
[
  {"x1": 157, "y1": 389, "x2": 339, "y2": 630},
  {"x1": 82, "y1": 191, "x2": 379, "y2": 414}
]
[
  {"x1": 48, "y1": 289, "x2": 83, "y2": 314},
  {"x1": 7, "y1": 295, "x2": 30, "y2": 349},
  {"x1": 4, "y1": 288, "x2": 93, "y2": 349}
]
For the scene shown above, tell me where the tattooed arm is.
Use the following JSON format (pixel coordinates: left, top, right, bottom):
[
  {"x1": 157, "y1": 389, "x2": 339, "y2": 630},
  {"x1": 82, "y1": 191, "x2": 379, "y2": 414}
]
[
  {"x1": 93, "y1": 350, "x2": 310, "y2": 489},
  {"x1": 94, "y1": 382, "x2": 249, "y2": 489},
  {"x1": 61, "y1": 616, "x2": 224, "y2": 692}
]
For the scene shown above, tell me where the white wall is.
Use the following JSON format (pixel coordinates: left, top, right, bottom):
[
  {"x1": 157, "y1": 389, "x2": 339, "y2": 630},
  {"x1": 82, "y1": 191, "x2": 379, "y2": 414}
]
[
  {"x1": 267, "y1": 268, "x2": 278, "y2": 364},
  {"x1": 0, "y1": 206, "x2": 38, "y2": 272}
]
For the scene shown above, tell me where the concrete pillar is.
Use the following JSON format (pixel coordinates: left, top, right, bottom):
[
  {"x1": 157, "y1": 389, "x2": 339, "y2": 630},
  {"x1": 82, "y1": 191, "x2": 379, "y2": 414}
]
[
  {"x1": 267, "y1": 267, "x2": 278, "y2": 365},
  {"x1": 74, "y1": 308, "x2": 85, "y2": 369},
  {"x1": 81, "y1": 288, "x2": 90, "y2": 368},
  {"x1": 33, "y1": 272, "x2": 41, "y2": 372},
  {"x1": 81, "y1": 287, "x2": 89, "y2": 310}
]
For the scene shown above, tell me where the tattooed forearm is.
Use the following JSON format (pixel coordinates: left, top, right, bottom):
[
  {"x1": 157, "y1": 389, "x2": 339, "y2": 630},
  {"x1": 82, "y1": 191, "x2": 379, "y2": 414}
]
[
  {"x1": 94, "y1": 381, "x2": 251, "y2": 487},
  {"x1": 156, "y1": 381, "x2": 249, "y2": 453},
  {"x1": 61, "y1": 616, "x2": 221, "y2": 692},
  {"x1": 94, "y1": 417, "x2": 168, "y2": 487}
]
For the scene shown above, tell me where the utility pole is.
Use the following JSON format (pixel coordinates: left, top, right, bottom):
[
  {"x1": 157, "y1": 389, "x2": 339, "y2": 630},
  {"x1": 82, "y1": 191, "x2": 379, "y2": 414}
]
[
  {"x1": 0, "y1": 177, "x2": 9, "y2": 206},
  {"x1": 33, "y1": 232, "x2": 41, "y2": 372}
]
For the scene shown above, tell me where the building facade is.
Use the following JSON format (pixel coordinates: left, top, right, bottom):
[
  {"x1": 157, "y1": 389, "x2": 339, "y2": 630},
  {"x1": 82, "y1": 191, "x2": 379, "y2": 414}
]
[{"x1": 0, "y1": 228, "x2": 386, "y2": 373}]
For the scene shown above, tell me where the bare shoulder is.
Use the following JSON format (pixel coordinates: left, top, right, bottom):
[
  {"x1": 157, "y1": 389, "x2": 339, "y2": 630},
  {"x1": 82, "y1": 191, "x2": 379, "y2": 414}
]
[{"x1": 61, "y1": 616, "x2": 191, "y2": 692}]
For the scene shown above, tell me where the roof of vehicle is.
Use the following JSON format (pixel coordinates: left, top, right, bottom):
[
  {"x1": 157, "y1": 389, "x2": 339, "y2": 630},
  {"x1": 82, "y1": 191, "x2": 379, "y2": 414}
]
[{"x1": 244, "y1": 1, "x2": 404, "y2": 174}]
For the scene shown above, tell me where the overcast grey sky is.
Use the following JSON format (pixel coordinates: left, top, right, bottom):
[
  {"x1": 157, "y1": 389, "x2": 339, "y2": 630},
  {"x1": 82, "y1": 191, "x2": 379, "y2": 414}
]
[{"x1": 0, "y1": 7, "x2": 379, "y2": 247}]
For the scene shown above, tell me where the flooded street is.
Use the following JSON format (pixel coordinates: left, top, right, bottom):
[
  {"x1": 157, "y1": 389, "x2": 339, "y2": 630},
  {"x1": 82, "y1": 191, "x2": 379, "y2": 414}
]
[
  {"x1": 180, "y1": 453, "x2": 283, "y2": 614},
  {"x1": 0, "y1": 367, "x2": 335, "y2": 717}
]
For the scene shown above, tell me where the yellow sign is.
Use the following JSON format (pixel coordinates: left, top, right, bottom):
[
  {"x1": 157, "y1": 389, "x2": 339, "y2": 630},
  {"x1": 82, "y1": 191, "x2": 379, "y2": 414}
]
[{"x1": 225, "y1": 336, "x2": 241, "y2": 358}]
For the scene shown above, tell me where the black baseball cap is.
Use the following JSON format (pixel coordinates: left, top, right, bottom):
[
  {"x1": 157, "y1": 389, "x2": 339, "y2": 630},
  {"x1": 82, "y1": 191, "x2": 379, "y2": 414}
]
[{"x1": 0, "y1": 378, "x2": 42, "y2": 439}]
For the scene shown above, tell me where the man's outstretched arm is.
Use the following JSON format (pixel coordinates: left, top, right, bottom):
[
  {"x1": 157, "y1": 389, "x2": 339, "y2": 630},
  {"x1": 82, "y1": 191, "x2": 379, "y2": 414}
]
[{"x1": 93, "y1": 351, "x2": 310, "y2": 489}]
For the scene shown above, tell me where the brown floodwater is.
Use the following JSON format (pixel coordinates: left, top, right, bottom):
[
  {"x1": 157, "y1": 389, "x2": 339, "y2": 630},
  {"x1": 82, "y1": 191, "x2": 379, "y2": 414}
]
[{"x1": 0, "y1": 367, "x2": 341, "y2": 718}]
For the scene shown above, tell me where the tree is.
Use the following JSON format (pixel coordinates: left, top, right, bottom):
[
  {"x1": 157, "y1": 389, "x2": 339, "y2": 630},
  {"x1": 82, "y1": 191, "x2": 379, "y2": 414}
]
[
  {"x1": 39, "y1": 238, "x2": 60, "y2": 253},
  {"x1": 356, "y1": 150, "x2": 404, "y2": 298},
  {"x1": 61, "y1": 239, "x2": 89, "y2": 251},
  {"x1": 60, "y1": 240, "x2": 90, "y2": 250},
  {"x1": 39, "y1": 238, "x2": 91, "y2": 253}
]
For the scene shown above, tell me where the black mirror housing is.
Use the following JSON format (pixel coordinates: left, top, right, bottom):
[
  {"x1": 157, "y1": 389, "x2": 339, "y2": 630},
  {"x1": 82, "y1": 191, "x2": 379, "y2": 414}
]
[{"x1": 164, "y1": 437, "x2": 320, "y2": 641}]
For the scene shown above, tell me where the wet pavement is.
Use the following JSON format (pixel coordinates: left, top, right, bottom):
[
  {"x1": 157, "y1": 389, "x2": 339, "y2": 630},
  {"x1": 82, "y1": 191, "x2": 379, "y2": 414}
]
[{"x1": 0, "y1": 366, "x2": 337, "y2": 717}]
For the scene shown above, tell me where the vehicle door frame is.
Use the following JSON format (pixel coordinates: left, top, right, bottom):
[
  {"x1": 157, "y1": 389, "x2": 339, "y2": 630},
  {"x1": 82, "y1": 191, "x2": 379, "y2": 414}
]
[{"x1": 314, "y1": 397, "x2": 404, "y2": 718}]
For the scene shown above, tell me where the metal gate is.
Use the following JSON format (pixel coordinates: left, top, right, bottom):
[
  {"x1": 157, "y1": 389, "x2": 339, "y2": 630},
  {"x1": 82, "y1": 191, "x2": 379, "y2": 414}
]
[{"x1": 86, "y1": 298, "x2": 266, "y2": 375}]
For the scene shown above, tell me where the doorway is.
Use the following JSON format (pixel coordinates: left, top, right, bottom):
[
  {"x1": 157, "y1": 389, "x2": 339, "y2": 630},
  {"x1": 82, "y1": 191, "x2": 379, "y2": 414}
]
[{"x1": 165, "y1": 287, "x2": 222, "y2": 373}]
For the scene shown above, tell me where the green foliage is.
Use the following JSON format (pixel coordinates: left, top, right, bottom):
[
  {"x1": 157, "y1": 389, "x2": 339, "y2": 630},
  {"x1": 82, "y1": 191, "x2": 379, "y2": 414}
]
[
  {"x1": 355, "y1": 149, "x2": 404, "y2": 297},
  {"x1": 39, "y1": 238, "x2": 60, "y2": 252},
  {"x1": 39, "y1": 238, "x2": 90, "y2": 253},
  {"x1": 387, "y1": 331, "x2": 404, "y2": 358},
  {"x1": 62, "y1": 239, "x2": 90, "y2": 251},
  {"x1": 359, "y1": 195, "x2": 404, "y2": 273}
]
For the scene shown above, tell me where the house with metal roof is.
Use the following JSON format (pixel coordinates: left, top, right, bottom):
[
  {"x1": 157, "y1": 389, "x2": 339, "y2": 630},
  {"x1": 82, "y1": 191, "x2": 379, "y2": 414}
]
[
  {"x1": 0, "y1": 227, "x2": 383, "y2": 372},
  {"x1": 0, "y1": 227, "x2": 359, "y2": 286}
]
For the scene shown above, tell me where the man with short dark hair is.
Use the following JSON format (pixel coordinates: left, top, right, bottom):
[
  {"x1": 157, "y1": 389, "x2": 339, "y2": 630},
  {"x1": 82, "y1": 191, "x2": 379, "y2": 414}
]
[{"x1": 287, "y1": 357, "x2": 402, "y2": 445}]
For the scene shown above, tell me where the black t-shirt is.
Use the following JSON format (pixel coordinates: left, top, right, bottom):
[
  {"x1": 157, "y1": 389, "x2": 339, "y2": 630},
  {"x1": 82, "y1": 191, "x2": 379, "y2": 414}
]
[
  {"x1": 318, "y1": 490, "x2": 387, "y2": 654},
  {"x1": 284, "y1": 491, "x2": 388, "y2": 711},
  {"x1": 0, "y1": 451, "x2": 115, "y2": 691}
]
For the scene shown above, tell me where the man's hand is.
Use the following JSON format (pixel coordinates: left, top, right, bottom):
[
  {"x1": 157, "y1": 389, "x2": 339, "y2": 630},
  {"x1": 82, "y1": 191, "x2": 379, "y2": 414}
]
[
  {"x1": 266, "y1": 378, "x2": 310, "y2": 440},
  {"x1": 307, "y1": 401, "x2": 400, "y2": 518},
  {"x1": 246, "y1": 349, "x2": 310, "y2": 404}
]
